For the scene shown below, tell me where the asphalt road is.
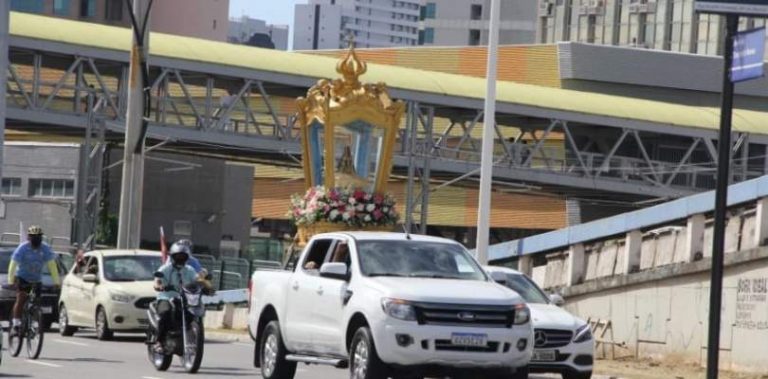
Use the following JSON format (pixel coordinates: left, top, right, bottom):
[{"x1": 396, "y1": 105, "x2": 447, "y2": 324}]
[{"x1": 0, "y1": 330, "x2": 578, "y2": 379}]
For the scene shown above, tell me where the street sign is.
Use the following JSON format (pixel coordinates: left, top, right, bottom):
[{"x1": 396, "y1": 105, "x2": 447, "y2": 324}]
[
  {"x1": 696, "y1": 0, "x2": 768, "y2": 16},
  {"x1": 731, "y1": 27, "x2": 766, "y2": 82}
]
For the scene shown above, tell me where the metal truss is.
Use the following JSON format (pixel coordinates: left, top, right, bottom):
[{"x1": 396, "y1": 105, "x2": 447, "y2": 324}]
[
  {"x1": 5, "y1": 43, "x2": 768, "y2": 207},
  {"x1": 73, "y1": 94, "x2": 106, "y2": 250}
]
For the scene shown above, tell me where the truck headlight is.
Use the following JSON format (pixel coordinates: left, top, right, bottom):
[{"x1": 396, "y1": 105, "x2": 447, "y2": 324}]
[
  {"x1": 573, "y1": 324, "x2": 592, "y2": 343},
  {"x1": 514, "y1": 304, "x2": 530, "y2": 325},
  {"x1": 110, "y1": 292, "x2": 135, "y2": 303},
  {"x1": 381, "y1": 298, "x2": 417, "y2": 321}
]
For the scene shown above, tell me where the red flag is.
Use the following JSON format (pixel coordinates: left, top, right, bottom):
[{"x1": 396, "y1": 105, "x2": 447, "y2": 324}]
[{"x1": 160, "y1": 226, "x2": 168, "y2": 263}]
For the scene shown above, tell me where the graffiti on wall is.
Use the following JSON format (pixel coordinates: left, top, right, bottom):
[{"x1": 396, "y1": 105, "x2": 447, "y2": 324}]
[{"x1": 735, "y1": 277, "x2": 768, "y2": 330}]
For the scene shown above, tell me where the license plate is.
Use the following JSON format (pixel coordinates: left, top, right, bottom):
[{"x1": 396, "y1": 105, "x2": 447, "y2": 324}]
[
  {"x1": 532, "y1": 349, "x2": 557, "y2": 361},
  {"x1": 40, "y1": 306, "x2": 53, "y2": 315},
  {"x1": 450, "y1": 333, "x2": 488, "y2": 347}
]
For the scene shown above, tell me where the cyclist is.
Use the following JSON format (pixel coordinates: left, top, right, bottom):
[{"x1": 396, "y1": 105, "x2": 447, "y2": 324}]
[
  {"x1": 7, "y1": 226, "x2": 60, "y2": 331},
  {"x1": 152, "y1": 242, "x2": 202, "y2": 353}
]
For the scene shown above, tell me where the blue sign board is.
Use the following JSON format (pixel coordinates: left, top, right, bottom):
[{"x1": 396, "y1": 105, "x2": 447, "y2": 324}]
[
  {"x1": 731, "y1": 27, "x2": 766, "y2": 83},
  {"x1": 696, "y1": 0, "x2": 768, "y2": 16}
]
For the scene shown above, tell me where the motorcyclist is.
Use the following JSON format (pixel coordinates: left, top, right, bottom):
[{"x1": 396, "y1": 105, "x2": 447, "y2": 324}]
[
  {"x1": 174, "y1": 239, "x2": 214, "y2": 293},
  {"x1": 152, "y1": 242, "x2": 198, "y2": 353}
]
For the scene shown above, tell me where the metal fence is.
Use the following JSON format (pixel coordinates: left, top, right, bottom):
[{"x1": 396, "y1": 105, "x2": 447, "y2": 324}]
[{"x1": 194, "y1": 254, "x2": 283, "y2": 291}]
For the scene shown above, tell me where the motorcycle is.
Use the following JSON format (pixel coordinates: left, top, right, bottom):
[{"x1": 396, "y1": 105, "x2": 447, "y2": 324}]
[{"x1": 145, "y1": 271, "x2": 207, "y2": 374}]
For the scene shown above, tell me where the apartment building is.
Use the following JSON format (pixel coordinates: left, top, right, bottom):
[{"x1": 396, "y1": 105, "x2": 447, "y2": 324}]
[{"x1": 420, "y1": 0, "x2": 537, "y2": 46}]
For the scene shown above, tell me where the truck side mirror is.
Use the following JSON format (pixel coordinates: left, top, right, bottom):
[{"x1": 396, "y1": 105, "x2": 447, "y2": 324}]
[
  {"x1": 550, "y1": 293, "x2": 565, "y2": 306},
  {"x1": 320, "y1": 263, "x2": 349, "y2": 281},
  {"x1": 82, "y1": 273, "x2": 99, "y2": 284}
]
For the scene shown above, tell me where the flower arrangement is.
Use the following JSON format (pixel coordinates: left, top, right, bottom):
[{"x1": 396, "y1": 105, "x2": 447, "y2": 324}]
[{"x1": 289, "y1": 186, "x2": 399, "y2": 227}]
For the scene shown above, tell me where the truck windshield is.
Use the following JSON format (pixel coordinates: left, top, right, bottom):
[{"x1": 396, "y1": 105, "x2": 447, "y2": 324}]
[{"x1": 357, "y1": 240, "x2": 487, "y2": 281}]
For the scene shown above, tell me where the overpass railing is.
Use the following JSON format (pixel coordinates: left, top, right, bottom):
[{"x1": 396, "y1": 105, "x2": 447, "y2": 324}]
[{"x1": 488, "y1": 174, "x2": 768, "y2": 290}]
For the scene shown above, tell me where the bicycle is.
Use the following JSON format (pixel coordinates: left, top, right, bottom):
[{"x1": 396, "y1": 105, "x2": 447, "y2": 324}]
[{"x1": 6, "y1": 283, "x2": 45, "y2": 359}]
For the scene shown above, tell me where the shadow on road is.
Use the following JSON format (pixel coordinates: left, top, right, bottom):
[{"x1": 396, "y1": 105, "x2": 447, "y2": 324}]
[{"x1": 0, "y1": 375, "x2": 32, "y2": 378}]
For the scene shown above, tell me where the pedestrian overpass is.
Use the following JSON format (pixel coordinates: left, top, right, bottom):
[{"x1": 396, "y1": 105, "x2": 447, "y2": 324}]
[{"x1": 5, "y1": 11, "x2": 768, "y2": 235}]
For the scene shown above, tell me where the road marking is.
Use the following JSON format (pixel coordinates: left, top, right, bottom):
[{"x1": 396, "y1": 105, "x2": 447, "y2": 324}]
[
  {"x1": 142, "y1": 376, "x2": 164, "y2": 379},
  {"x1": 53, "y1": 338, "x2": 89, "y2": 347},
  {"x1": 26, "y1": 360, "x2": 62, "y2": 368}
]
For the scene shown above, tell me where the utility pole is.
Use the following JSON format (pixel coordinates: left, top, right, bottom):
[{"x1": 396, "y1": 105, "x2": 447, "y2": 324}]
[
  {"x1": 0, "y1": 1, "x2": 9, "y2": 190},
  {"x1": 117, "y1": 0, "x2": 151, "y2": 249},
  {"x1": 475, "y1": 0, "x2": 500, "y2": 265},
  {"x1": 706, "y1": 14, "x2": 738, "y2": 379}
]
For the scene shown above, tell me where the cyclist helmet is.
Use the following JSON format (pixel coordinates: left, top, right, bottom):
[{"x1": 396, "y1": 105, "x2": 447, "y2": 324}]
[
  {"x1": 27, "y1": 225, "x2": 43, "y2": 235},
  {"x1": 169, "y1": 241, "x2": 191, "y2": 268}
]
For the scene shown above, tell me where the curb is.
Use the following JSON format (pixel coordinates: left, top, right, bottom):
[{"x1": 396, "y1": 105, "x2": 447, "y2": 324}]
[{"x1": 205, "y1": 329, "x2": 252, "y2": 343}]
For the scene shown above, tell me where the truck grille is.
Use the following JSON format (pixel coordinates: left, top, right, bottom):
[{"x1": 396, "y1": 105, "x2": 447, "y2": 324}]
[
  {"x1": 434, "y1": 339, "x2": 500, "y2": 353},
  {"x1": 534, "y1": 329, "x2": 573, "y2": 348},
  {"x1": 413, "y1": 302, "x2": 515, "y2": 328},
  {"x1": 134, "y1": 297, "x2": 154, "y2": 310}
]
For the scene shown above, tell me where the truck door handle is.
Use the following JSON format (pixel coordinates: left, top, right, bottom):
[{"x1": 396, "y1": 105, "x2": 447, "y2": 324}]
[
  {"x1": 292, "y1": 282, "x2": 299, "y2": 291},
  {"x1": 316, "y1": 287, "x2": 324, "y2": 295}
]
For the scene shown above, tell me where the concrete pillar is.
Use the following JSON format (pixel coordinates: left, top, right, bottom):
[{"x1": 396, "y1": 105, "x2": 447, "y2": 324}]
[
  {"x1": 622, "y1": 230, "x2": 642, "y2": 274},
  {"x1": 567, "y1": 243, "x2": 585, "y2": 286},
  {"x1": 755, "y1": 197, "x2": 768, "y2": 248},
  {"x1": 686, "y1": 214, "x2": 706, "y2": 262},
  {"x1": 518, "y1": 255, "x2": 533, "y2": 276}
]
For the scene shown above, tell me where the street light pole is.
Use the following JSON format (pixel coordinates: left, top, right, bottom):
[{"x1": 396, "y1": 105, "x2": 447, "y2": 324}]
[
  {"x1": 706, "y1": 13, "x2": 739, "y2": 379},
  {"x1": 0, "y1": 1, "x2": 9, "y2": 191},
  {"x1": 475, "y1": 0, "x2": 501, "y2": 265},
  {"x1": 117, "y1": 0, "x2": 151, "y2": 249}
]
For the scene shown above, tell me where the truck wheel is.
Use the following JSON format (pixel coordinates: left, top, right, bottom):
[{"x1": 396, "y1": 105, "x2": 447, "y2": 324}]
[
  {"x1": 563, "y1": 371, "x2": 592, "y2": 379},
  {"x1": 260, "y1": 320, "x2": 296, "y2": 379},
  {"x1": 349, "y1": 326, "x2": 388, "y2": 379}
]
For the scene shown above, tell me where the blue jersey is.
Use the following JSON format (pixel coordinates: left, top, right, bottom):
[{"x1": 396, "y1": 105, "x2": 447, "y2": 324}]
[
  {"x1": 12, "y1": 242, "x2": 56, "y2": 283},
  {"x1": 156, "y1": 262, "x2": 198, "y2": 301}
]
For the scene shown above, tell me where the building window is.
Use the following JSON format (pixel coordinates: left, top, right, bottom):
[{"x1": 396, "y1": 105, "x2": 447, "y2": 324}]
[
  {"x1": 469, "y1": 29, "x2": 481, "y2": 45},
  {"x1": 105, "y1": 0, "x2": 122, "y2": 21},
  {"x1": 10, "y1": 0, "x2": 44, "y2": 13},
  {"x1": 29, "y1": 179, "x2": 75, "y2": 199},
  {"x1": 80, "y1": 0, "x2": 96, "y2": 18},
  {"x1": 471, "y1": 4, "x2": 482, "y2": 20},
  {"x1": 54, "y1": 0, "x2": 70, "y2": 15},
  {"x1": 420, "y1": 2, "x2": 436, "y2": 20},
  {"x1": 422, "y1": 27, "x2": 434, "y2": 44},
  {"x1": 213, "y1": 20, "x2": 218, "y2": 30},
  {"x1": 1, "y1": 178, "x2": 22, "y2": 197}
]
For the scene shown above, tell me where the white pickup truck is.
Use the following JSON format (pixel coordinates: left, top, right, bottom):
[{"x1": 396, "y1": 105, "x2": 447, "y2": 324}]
[{"x1": 248, "y1": 232, "x2": 533, "y2": 379}]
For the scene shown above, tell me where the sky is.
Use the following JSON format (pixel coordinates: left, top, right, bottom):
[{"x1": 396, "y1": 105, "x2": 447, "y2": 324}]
[{"x1": 229, "y1": 0, "x2": 305, "y2": 49}]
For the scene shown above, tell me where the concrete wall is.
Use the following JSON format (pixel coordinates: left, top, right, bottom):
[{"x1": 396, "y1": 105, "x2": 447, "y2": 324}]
[
  {"x1": 563, "y1": 247, "x2": 768, "y2": 372},
  {"x1": 0, "y1": 143, "x2": 80, "y2": 242}
]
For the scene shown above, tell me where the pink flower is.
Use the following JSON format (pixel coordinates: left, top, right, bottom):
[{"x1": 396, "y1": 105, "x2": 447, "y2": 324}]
[
  {"x1": 324, "y1": 205, "x2": 331, "y2": 212},
  {"x1": 373, "y1": 194, "x2": 384, "y2": 204},
  {"x1": 354, "y1": 190, "x2": 365, "y2": 201},
  {"x1": 329, "y1": 190, "x2": 339, "y2": 201},
  {"x1": 373, "y1": 209, "x2": 383, "y2": 220}
]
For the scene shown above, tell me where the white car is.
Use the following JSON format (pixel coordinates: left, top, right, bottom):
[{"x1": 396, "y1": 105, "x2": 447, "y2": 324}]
[
  {"x1": 248, "y1": 232, "x2": 533, "y2": 379},
  {"x1": 58, "y1": 250, "x2": 163, "y2": 340},
  {"x1": 485, "y1": 266, "x2": 594, "y2": 379}
]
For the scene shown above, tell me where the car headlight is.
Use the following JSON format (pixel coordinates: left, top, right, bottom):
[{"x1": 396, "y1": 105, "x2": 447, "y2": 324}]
[
  {"x1": 513, "y1": 304, "x2": 530, "y2": 325},
  {"x1": 110, "y1": 292, "x2": 135, "y2": 303},
  {"x1": 573, "y1": 324, "x2": 593, "y2": 343},
  {"x1": 381, "y1": 298, "x2": 417, "y2": 321}
]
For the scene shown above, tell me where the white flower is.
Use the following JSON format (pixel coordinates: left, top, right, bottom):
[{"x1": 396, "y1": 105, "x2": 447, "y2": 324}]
[
  {"x1": 342, "y1": 212, "x2": 351, "y2": 221},
  {"x1": 366, "y1": 204, "x2": 375, "y2": 212},
  {"x1": 383, "y1": 207, "x2": 389, "y2": 213},
  {"x1": 364, "y1": 215, "x2": 372, "y2": 222},
  {"x1": 356, "y1": 204, "x2": 364, "y2": 212},
  {"x1": 330, "y1": 209, "x2": 340, "y2": 220},
  {"x1": 349, "y1": 198, "x2": 357, "y2": 205}
]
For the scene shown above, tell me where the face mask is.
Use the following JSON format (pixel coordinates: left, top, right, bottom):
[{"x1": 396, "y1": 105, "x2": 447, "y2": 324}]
[
  {"x1": 172, "y1": 257, "x2": 187, "y2": 268},
  {"x1": 30, "y1": 235, "x2": 42, "y2": 248}
]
